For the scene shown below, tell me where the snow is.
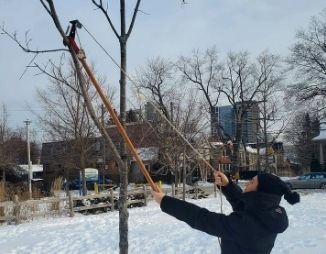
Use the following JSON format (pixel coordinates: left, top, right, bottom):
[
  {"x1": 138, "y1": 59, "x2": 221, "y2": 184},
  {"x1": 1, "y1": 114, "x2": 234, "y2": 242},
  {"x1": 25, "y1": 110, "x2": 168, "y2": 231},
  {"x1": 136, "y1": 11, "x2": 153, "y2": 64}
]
[
  {"x1": 0, "y1": 191, "x2": 325, "y2": 254},
  {"x1": 245, "y1": 146, "x2": 268, "y2": 155},
  {"x1": 19, "y1": 164, "x2": 43, "y2": 173}
]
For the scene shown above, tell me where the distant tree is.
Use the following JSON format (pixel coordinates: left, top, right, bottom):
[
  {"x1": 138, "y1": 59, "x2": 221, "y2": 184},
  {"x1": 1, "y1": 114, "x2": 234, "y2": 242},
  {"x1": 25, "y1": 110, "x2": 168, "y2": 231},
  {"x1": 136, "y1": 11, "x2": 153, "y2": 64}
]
[
  {"x1": 0, "y1": 106, "x2": 39, "y2": 198},
  {"x1": 6, "y1": 131, "x2": 39, "y2": 165},
  {"x1": 0, "y1": 107, "x2": 39, "y2": 166},
  {"x1": 0, "y1": 105, "x2": 12, "y2": 194},
  {"x1": 285, "y1": 112, "x2": 320, "y2": 170},
  {"x1": 287, "y1": 9, "x2": 326, "y2": 117},
  {"x1": 176, "y1": 47, "x2": 226, "y2": 140},
  {"x1": 255, "y1": 51, "x2": 285, "y2": 172},
  {"x1": 136, "y1": 57, "x2": 177, "y2": 121},
  {"x1": 0, "y1": 105, "x2": 12, "y2": 168},
  {"x1": 218, "y1": 51, "x2": 274, "y2": 172},
  {"x1": 35, "y1": 61, "x2": 107, "y2": 195},
  {"x1": 135, "y1": 57, "x2": 206, "y2": 192}
]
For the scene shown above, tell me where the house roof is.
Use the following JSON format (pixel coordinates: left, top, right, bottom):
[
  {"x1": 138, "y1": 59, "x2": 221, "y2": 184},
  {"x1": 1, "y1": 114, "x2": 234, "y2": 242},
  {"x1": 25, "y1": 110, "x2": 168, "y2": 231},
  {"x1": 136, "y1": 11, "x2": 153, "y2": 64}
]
[
  {"x1": 312, "y1": 122, "x2": 326, "y2": 141},
  {"x1": 246, "y1": 146, "x2": 274, "y2": 155}
]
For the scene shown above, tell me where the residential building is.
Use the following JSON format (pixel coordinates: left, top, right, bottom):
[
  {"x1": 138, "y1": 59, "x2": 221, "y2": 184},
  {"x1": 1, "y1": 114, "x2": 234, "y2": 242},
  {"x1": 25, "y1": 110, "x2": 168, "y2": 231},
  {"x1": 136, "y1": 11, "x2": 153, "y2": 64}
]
[
  {"x1": 312, "y1": 121, "x2": 326, "y2": 171},
  {"x1": 41, "y1": 121, "x2": 159, "y2": 188}
]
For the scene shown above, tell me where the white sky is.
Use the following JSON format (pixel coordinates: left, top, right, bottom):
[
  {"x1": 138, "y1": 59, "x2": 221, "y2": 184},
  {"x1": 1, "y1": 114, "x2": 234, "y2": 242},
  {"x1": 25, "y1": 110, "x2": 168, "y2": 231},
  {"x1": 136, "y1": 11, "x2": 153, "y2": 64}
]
[{"x1": 0, "y1": 0, "x2": 325, "y2": 140}]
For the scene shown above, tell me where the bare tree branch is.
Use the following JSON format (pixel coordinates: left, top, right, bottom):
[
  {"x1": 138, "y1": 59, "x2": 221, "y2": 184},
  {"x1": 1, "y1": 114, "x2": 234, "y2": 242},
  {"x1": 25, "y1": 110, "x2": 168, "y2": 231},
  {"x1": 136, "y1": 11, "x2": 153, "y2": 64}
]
[
  {"x1": 126, "y1": 0, "x2": 141, "y2": 38},
  {"x1": 0, "y1": 25, "x2": 68, "y2": 54},
  {"x1": 91, "y1": 0, "x2": 120, "y2": 39}
]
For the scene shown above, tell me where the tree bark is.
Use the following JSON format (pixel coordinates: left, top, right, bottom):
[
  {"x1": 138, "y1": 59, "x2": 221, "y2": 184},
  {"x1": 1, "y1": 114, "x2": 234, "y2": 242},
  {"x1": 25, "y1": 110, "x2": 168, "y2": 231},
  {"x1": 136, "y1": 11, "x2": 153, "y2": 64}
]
[{"x1": 119, "y1": 1, "x2": 129, "y2": 253}]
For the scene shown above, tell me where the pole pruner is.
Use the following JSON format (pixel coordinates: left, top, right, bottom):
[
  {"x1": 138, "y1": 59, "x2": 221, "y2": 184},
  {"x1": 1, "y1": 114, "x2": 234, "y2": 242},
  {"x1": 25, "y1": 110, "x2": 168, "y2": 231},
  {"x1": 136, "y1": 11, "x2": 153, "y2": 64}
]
[{"x1": 63, "y1": 20, "x2": 159, "y2": 192}]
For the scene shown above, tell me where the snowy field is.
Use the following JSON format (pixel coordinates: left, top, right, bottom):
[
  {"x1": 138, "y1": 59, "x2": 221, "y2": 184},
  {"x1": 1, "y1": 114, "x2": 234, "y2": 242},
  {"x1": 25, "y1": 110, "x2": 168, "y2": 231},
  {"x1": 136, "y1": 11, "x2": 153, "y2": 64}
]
[{"x1": 0, "y1": 190, "x2": 325, "y2": 254}]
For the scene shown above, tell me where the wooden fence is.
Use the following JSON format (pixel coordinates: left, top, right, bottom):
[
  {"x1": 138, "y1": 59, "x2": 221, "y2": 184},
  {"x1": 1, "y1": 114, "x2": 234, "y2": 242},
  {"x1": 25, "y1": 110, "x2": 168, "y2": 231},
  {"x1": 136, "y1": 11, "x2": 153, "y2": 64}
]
[
  {"x1": 0, "y1": 183, "x2": 222, "y2": 225},
  {"x1": 0, "y1": 185, "x2": 148, "y2": 224}
]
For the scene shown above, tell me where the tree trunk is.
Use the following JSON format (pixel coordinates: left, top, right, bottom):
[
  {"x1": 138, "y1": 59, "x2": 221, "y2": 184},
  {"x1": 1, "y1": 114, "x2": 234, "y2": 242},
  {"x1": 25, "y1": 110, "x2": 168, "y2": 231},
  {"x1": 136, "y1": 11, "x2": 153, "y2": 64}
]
[
  {"x1": 233, "y1": 114, "x2": 243, "y2": 174},
  {"x1": 263, "y1": 100, "x2": 269, "y2": 172},
  {"x1": 182, "y1": 147, "x2": 186, "y2": 201},
  {"x1": 80, "y1": 151, "x2": 87, "y2": 196},
  {"x1": 1, "y1": 169, "x2": 5, "y2": 201},
  {"x1": 119, "y1": 1, "x2": 129, "y2": 253},
  {"x1": 210, "y1": 106, "x2": 218, "y2": 137}
]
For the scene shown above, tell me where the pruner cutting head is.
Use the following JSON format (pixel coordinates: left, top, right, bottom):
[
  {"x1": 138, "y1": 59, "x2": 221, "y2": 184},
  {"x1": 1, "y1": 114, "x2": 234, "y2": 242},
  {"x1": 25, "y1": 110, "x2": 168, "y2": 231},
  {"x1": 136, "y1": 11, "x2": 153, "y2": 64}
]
[
  {"x1": 64, "y1": 20, "x2": 82, "y2": 39},
  {"x1": 63, "y1": 19, "x2": 82, "y2": 52},
  {"x1": 70, "y1": 20, "x2": 82, "y2": 29}
]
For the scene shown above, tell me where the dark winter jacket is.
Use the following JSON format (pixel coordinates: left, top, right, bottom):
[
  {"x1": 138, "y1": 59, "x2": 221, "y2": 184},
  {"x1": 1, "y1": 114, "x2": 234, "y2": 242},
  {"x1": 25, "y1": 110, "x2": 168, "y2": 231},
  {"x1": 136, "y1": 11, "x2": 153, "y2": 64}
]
[{"x1": 160, "y1": 182, "x2": 289, "y2": 254}]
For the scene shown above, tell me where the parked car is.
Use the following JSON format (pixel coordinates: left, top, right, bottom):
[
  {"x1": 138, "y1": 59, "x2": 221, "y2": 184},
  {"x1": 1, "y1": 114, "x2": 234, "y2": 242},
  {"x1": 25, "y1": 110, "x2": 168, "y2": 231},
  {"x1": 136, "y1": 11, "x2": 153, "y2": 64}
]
[
  {"x1": 285, "y1": 172, "x2": 326, "y2": 189},
  {"x1": 68, "y1": 177, "x2": 113, "y2": 190}
]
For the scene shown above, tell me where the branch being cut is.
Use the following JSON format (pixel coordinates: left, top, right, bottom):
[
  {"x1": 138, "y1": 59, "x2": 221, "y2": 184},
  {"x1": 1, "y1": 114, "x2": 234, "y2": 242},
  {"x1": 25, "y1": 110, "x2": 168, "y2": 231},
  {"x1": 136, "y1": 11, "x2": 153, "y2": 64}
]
[{"x1": 0, "y1": 24, "x2": 68, "y2": 54}]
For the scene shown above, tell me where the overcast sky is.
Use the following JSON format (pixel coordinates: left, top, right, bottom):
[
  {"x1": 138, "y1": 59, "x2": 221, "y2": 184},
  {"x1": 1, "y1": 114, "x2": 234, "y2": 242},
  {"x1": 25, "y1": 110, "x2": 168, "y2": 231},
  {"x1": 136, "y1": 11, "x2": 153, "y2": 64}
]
[{"x1": 0, "y1": 0, "x2": 325, "y2": 139}]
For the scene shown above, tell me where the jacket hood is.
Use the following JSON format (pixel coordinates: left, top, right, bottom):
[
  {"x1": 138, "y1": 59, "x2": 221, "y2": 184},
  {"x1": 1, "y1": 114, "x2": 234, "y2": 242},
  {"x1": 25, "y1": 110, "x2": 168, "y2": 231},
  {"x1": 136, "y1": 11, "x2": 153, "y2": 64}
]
[{"x1": 240, "y1": 191, "x2": 289, "y2": 233}]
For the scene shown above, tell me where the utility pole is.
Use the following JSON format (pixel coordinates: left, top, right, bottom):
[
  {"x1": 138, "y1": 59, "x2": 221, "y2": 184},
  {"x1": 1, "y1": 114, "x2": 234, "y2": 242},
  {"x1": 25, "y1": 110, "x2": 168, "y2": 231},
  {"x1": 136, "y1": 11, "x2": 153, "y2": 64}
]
[{"x1": 24, "y1": 119, "x2": 32, "y2": 199}]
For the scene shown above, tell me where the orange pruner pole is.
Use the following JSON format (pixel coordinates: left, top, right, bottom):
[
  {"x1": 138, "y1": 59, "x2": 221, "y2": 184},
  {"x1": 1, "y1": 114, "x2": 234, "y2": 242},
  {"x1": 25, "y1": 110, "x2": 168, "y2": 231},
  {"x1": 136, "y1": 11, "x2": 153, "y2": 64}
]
[{"x1": 64, "y1": 20, "x2": 159, "y2": 192}]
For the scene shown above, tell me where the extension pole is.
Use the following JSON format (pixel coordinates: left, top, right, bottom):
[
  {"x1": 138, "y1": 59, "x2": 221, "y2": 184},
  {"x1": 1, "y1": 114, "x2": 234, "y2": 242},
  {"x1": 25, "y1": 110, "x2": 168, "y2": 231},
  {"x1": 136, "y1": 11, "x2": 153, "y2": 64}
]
[{"x1": 77, "y1": 53, "x2": 159, "y2": 192}]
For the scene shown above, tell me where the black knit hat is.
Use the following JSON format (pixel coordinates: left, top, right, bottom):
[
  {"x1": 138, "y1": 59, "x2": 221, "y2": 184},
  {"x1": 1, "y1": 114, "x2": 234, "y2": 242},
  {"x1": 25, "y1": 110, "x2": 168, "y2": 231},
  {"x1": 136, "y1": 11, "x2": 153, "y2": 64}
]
[{"x1": 257, "y1": 173, "x2": 300, "y2": 205}]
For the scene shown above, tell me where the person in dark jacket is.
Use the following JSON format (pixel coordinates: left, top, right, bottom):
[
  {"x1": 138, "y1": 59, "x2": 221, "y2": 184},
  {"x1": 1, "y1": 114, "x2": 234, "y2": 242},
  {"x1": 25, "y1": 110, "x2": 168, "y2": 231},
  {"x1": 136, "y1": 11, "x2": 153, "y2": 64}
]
[{"x1": 152, "y1": 171, "x2": 300, "y2": 254}]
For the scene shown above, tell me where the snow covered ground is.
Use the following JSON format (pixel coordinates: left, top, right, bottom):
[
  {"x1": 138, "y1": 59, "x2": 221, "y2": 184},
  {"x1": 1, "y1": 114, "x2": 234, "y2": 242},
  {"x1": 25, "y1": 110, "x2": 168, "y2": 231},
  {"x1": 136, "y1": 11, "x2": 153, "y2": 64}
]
[{"x1": 0, "y1": 190, "x2": 325, "y2": 254}]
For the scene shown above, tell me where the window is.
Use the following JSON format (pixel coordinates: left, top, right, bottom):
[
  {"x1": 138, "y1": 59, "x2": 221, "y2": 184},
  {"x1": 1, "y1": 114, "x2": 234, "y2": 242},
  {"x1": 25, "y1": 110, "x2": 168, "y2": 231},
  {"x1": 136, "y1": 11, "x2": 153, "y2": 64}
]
[
  {"x1": 314, "y1": 174, "x2": 325, "y2": 179},
  {"x1": 299, "y1": 175, "x2": 311, "y2": 180}
]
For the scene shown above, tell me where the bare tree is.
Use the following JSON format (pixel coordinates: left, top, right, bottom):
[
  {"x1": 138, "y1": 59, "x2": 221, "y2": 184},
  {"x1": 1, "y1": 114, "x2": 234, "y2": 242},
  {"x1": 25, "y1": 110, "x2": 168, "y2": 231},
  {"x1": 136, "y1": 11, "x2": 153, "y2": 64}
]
[
  {"x1": 0, "y1": 105, "x2": 12, "y2": 195},
  {"x1": 136, "y1": 57, "x2": 176, "y2": 121},
  {"x1": 285, "y1": 112, "x2": 320, "y2": 172},
  {"x1": 176, "y1": 47, "x2": 227, "y2": 140},
  {"x1": 287, "y1": 9, "x2": 326, "y2": 117},
  {"x1": 0, "y1": 105, "x2": 11, "y2": 156},
  {"x1": 90, "y1": 2, "x2": 142, "y2": 252},
  {"x1": 135, "y1": 57, "x2": 180, "y2": 188},
  {"x1": 135, "y1": 57, "x2": 206, "y2": 195},
  {"x1": 218, "y1": 51, "x2": 271, "y2": 172},
  {"x1": 35, "y1": 61, "x2": 105, "y2": 195},
  {"x1": 255, "y1": 52, "x2": 285, "y2": 172},
  {"x1": 0, "y1": 108, "x2": 40, "y2": 199}
]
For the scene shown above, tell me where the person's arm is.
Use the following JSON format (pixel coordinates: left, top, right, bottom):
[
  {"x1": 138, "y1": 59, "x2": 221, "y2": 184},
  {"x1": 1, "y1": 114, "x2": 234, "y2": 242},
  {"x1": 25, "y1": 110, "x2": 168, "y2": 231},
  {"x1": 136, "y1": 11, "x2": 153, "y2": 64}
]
[
  {"x1": 214, "y1": 171, "x2": 243, "y2": 211},
  {"x1": 160, "y1": 195, "x2": 242, "y2": 239},
  {"x1": 221, "y1": 181, "x2": 243, "y2": 211}
]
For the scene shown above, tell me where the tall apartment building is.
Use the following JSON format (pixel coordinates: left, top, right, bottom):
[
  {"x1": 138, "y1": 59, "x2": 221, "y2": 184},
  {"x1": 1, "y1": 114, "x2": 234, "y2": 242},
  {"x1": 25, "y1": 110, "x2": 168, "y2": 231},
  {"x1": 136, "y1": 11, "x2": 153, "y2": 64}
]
[
  {"x1": 212, "y1": 102, "x2": 259, "y2": 143},
  {"x1": 144, "y1": 102, "x2": 160, "y2": 122}
]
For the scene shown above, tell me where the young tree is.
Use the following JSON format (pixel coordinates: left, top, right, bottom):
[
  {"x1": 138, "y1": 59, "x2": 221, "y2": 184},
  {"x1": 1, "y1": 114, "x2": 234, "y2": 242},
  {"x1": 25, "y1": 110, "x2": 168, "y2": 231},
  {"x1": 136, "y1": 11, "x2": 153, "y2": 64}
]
[
  {"x1": 1, "y1": 1, "x2": 131, "y2": 251},
  {"x1": 90, "y1": 2, "x2": 142, "y2": 252}
]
